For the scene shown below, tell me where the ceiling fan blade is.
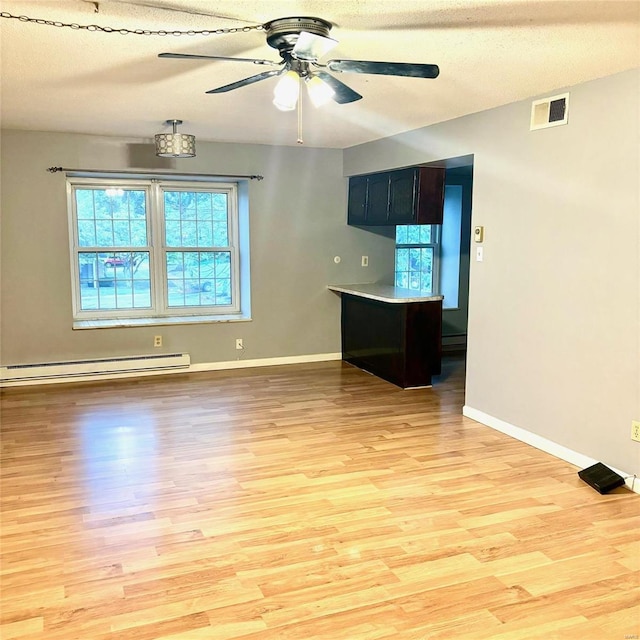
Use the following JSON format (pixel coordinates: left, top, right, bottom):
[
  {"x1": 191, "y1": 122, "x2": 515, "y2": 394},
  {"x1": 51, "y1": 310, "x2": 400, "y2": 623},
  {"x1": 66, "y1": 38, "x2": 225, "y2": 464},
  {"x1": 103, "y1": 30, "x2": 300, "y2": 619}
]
[
  {"x1": 159, "y1": 53, "x2": 280, "y2": 67},
  {"x1": 206, "y1": 69, "x2": 283, "y2": 94},
  {"x1": 315, "y1": 71, "x2": 362, "y2": 104},
  {"x1": 327, "y1": 60, "x2": 440, "y2": 79},
  {"x1": 292, "y1": 31, "x2": 338, "y2": 62}
]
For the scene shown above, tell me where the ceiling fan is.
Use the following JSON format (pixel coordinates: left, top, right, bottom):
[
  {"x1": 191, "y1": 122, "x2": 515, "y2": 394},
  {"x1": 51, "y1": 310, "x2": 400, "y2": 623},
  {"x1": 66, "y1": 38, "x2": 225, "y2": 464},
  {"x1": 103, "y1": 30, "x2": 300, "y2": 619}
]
[{"x1": 159, "y1": 16, "x2": 440, "y2": 111}]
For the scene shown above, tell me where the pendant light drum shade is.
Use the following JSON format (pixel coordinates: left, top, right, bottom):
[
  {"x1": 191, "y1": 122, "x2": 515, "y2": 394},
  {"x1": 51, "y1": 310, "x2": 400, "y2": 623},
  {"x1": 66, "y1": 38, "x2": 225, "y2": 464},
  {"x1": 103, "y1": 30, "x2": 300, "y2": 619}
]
[{"x1": 155, "y1": 119, "x2": 196, "y2": 158}]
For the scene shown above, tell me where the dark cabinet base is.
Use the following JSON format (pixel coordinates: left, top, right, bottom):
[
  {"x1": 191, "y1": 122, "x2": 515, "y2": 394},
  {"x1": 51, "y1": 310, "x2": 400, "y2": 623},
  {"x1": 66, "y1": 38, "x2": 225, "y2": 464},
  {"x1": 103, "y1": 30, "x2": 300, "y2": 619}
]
[{"x1": 340, "y1": 294, "x2": 442, "y2": 389}]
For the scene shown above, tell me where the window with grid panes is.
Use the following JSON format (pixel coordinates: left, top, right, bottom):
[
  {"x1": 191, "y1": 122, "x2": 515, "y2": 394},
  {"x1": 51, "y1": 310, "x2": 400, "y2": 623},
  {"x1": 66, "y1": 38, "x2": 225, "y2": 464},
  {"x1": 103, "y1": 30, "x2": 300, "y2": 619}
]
[
  {"x1": 68, "y1": 177, "x2": 243, "y2": 323},
  {"x1": 394, "y1": 224, "x2": 440, "y2": 294}
]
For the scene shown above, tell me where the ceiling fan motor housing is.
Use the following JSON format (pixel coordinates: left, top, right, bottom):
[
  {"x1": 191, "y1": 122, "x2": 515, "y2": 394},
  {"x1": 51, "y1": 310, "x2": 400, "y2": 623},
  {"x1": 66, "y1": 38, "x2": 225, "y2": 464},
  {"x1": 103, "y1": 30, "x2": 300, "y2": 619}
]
[{"x1": 264, "y1": 17, "x2": 333, "y2": 52}]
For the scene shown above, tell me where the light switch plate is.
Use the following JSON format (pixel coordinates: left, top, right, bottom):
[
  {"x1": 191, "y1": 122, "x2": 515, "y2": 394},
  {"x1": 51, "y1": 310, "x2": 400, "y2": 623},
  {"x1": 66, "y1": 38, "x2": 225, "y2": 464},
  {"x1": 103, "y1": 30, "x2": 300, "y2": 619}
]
[
  {"x1": 474, "y1": 226, "x2": 484, "y2": 242},
  {"x1": 476, "y1": 246, "x2": 484, "y2": 262}
]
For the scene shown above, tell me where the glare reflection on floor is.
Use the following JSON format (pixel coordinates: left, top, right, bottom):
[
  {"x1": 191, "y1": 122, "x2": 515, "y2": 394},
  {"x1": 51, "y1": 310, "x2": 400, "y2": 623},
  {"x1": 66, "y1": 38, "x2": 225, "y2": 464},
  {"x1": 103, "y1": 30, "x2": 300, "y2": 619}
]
[{"x1": 79, "y1": 408, "x2": 158, "y2": 506}]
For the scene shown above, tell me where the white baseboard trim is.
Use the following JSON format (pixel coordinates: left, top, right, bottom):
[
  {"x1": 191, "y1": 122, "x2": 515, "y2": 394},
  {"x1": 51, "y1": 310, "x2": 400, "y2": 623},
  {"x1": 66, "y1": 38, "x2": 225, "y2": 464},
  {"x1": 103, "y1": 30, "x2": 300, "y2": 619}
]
[
  {"x1": 463, "y1": 405, "x2": 639, "y2": 495},
  {"x1": 189, "y1": 352, "x2": 342, "y2": 373},
  {"x1": 2, "y1": 352, "x2": 343, "y2": 387}
]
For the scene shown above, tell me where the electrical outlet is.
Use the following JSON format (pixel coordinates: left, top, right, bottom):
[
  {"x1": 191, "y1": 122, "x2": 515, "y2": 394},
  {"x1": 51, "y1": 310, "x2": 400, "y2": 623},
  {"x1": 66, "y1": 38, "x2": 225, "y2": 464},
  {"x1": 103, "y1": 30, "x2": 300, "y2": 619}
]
[
  {"x1": 361, "y1": 256, "x2": 369, "y2": 267},
  {"x1": 235, "y1": 338, "x2": 243, "y2": 350},
  {"x1": 632, "y1": 420, "x2": 640, "y2": 443},
  {"x1": 154, "y1": 335, "x2": 162, "y2": 348}
]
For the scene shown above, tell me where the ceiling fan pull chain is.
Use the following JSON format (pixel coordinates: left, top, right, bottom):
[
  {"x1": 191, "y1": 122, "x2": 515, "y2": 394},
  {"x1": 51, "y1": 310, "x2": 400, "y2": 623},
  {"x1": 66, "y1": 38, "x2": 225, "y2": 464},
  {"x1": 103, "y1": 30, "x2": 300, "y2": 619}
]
[{"x1": 297, "y1": 82, "x2": 304, "y2": 145}]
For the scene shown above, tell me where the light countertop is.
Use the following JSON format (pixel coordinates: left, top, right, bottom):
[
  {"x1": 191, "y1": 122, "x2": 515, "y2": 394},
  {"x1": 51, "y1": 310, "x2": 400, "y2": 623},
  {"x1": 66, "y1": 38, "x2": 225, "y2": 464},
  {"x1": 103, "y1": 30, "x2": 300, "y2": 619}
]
[{"x1": 328, "y1": 283, "x2": 444, "y2": 304}]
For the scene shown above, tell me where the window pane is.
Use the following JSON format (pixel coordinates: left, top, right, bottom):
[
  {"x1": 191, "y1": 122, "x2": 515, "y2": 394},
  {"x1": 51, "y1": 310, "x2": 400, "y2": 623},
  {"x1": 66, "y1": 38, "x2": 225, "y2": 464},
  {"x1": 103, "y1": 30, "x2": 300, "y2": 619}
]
[
  {"x1": 213, "y1": 220, "x2": 229, "y2": 247},
  {"x1": 165, "y1": 220, "x2": 181, "y2": 247},
  {"x1": 420, "y1": 247, "x2": 434, "y2": 291},
  {"x1": 214, "y1": 251, "x2": 232, "y2": 305},
  {"x1": 406, "y1": 225, "x2": 421, "y2": 244},
  {"x1": 75, "y1": 189, "x2": 147, "y2": 247},
  {"x1": 130, "y1": 191, "x2": 146, "y2": 219},
  {"x1": 395, "y1": 247, "x2": 434, "y2": 293},
  {"x1": 113, "y1": 221, "x2": 131, "y2": 245},
  {"x1": 95, "y1": 219, "x2": 114, "y2": 245},
  {"x1": 196, "y1": 192, "x2": 213, "y2": 219},
  {"x1": 110, "y1": 195, "x2": 129, "y2": 219},
  {"x1": 93, "y1": 190, "x2": 111, "y2": 217},
  {"x1": 166, "y1": 250, "x2": 184, "y2": 274},
  {"x1": 214, "y1": 251, "x2": 231, "y2": 279},
  {"x1": 396, "y1": 248, "x2": 409, "y2": 272},
  {"x1": 395, "y1": 271, "x2": 408, "y2": 288},
  {"x1": 396, "y1": 224, "x2": 434, "y2": 246},
  {"x1": 78, "y1": 252, "x2": 151, "y2": 311},
  {"x1": 212, "y1": 193, "x2": 228, "y2": 218},
  {"x1": 197, "y1": 224, "x2": 213, "y2": 247},
  {"x1": 130, "y1": 220, "x2": 147, "y2": 244},
  {"x1": 77, "y1": 220, "x2": 96, "y2": 247},
  {"x1": 76, "y1": 190, "x2": 96, "y2": 219},
  {"x1": 419, "y1": 226, "x2": 432, "y2": 244},
  {"x1": 164, "y1": 190, "x2": 229, "y2": 248},
  {"x1": 180, "y1": 221, "x2": 198, "y2": 247},
  {"x1": 409, "y1": 248, "x2": 421, "y2": 271},
  {"x1": 164, "y1": 191, "x2": 180, "y2": 216},
  {"x1": 166, "y1": 250, "x2": 232, "y2": 308}
]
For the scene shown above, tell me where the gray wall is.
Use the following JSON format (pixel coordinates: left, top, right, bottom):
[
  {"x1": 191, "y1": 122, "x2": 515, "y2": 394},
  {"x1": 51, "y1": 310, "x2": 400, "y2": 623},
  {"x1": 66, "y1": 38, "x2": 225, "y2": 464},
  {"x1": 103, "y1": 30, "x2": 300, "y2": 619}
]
[
  {"x1": 344, "y1": 68, "x2": 640, "y2": 477},
  {"x1": 0, "y1": 130, "x2": 393, "y2": 365}
]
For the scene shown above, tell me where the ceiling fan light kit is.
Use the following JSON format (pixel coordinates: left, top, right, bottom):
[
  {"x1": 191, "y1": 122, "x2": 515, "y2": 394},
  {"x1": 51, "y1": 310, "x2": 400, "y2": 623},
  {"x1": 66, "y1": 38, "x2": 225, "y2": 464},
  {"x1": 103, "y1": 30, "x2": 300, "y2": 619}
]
[
  {"x1": 154, "y1": 119, "x2": 196, "y2": 158},
  {"x1": 272, "y1": 71, "x2": 336, "y2": 111},
  {"x1": 273, "y1": 70, "x2": 301, "y2": 111},
  {"x1": 305, "y1": 75, "x2": 336, "y2": 108}
]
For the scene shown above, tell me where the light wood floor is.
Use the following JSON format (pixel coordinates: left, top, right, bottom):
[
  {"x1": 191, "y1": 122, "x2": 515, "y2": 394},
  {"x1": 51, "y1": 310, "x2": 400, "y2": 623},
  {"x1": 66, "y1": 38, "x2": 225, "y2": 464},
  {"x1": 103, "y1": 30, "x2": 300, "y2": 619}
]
[{"x1": 1, "y1": 356, "x2": 638, "y2": 640}]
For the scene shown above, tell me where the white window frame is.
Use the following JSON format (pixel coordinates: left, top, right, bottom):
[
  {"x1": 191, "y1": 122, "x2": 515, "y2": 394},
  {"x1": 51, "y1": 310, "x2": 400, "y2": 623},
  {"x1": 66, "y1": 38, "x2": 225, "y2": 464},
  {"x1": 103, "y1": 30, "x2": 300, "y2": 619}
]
[{"x1": 67, "y1": 176, "x2": 243, "y2": 325}]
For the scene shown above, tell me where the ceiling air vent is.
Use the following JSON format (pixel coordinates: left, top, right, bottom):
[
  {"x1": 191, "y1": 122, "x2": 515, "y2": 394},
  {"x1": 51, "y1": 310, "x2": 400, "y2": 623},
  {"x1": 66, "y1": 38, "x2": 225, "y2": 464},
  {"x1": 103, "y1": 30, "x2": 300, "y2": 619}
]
[{"x1": 530, "y1": 92, "x2": 569, "y2": 130}]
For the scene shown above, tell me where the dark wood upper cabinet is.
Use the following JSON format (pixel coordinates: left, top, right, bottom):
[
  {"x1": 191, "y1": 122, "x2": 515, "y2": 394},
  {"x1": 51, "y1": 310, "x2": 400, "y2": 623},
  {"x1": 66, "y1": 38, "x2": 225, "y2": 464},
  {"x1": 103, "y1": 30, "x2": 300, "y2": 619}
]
[
  {"x1": 347, "y1": 175, "x2": 368, "y2": 225},
  {"x1": 366, "y1": 173, "x2": 391, "y2": 224},
  {"x1": 388, "y1": 168, "x2": 417, "y2": 224},
  {"x1": 415, "y1": 167, "x2": 445, "y2": 225},
  {"x1": 347, "y1": 166, "x2": 445, "y2": 226}
]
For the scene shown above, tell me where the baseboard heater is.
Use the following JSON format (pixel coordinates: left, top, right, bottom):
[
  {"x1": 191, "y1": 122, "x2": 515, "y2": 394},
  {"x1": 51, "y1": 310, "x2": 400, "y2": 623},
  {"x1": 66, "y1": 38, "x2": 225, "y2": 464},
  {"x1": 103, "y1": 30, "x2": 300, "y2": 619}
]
[{"x1": 1, "y1": 353, "x2": 191, "y2": 384}]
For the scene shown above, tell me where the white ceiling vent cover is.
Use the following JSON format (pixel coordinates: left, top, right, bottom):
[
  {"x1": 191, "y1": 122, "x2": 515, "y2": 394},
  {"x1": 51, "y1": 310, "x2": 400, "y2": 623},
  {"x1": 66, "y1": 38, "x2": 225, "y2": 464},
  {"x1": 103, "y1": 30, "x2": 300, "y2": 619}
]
[{"x1": 530, "y1": 93, "x2": 569, "y2": 130}]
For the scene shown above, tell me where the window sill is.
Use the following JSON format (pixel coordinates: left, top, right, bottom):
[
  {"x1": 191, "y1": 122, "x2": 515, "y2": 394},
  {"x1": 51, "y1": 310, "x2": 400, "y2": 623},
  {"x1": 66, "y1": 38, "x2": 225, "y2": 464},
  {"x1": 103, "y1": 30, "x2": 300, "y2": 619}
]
[{"x1": 73, "y1": 314, "x2": 251, "y2": 330}]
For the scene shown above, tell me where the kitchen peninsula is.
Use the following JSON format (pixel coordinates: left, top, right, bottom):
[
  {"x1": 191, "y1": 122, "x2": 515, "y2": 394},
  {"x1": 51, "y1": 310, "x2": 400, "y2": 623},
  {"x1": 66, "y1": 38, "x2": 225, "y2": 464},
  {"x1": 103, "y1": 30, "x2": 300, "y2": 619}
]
[{"x1": 328, "y1": 283, "x2": 443, "y2": 389}]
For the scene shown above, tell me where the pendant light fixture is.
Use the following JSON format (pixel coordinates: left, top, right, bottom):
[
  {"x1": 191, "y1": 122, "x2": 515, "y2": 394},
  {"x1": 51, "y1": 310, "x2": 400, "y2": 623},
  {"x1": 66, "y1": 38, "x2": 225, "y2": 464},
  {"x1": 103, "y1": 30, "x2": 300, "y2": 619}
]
[{"x1": 155, "y1": 119, "x2": 196, "y2": 158}]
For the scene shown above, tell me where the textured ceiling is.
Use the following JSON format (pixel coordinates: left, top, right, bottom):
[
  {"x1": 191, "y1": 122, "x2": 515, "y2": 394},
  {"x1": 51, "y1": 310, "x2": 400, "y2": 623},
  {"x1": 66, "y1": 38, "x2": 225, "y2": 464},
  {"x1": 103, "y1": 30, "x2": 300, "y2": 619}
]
[{"x1": 1, "y1": 0, "x2": 639, "y2": 148}]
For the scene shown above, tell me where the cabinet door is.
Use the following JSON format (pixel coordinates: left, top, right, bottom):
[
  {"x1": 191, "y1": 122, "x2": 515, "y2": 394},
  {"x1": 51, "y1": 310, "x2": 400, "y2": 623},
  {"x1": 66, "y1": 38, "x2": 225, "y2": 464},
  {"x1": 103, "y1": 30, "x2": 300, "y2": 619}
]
[
  {"x1": 341, "y1": 294, "x2": 405, "y2": 387},
  {"x1": 347, "y1": 175, "x2": 368, "y2": 224},
  {"x1": 388, "y1": 168, "x2": 417, "y2": 224},
  {"x1": 366, "y1": 173, "x2": 391, "y2": 224},
  {"x1": 415, "y1": 167, "x2": 445, "y2": 224}
]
